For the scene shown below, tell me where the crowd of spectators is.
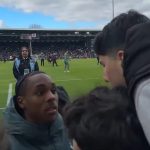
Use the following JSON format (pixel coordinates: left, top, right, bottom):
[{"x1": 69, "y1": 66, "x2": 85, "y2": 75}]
[{"x1": 0, "y1": 47, "x2": 96, "y2": 62}]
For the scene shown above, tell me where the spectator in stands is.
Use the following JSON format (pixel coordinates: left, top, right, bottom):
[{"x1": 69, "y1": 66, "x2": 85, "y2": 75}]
[
  {"x1": 123, "y1": 22, "x2": 150, "y2": 145},
  {"x1": 64, "y1": 86, "x2": 150, "y2": 150},
  {"x1": 94, "y1": 10, "x2": 149, "y2": 87},
  {"x1": 40, "y1": 52, "x2": 45, "y2": 66},
  {"x1": 64, "y1": 51, "x2": 70, "y2": 72},
  {"x1": 0, "y1": 120, "x2": 10, "y2": 150},
  {"x1": 13, "y1": 46, "x2": 39, "y2": 80},
  {"x1": 4, "y1": 71, "x2": 71, "y2": 150}
]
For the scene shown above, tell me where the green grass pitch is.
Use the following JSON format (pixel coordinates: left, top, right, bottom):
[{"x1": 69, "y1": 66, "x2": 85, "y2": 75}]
[{"x1": 0, "y1": 58, "x2": 108, "y2": 109}]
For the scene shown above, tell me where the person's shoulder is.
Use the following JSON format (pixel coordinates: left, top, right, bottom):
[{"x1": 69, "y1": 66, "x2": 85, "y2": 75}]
[
  {"x1": 14, "y1": 57, "x2": 20, "y2": 65},
  {"x1": 14, "y1": 57, "x2": 19, "y2": 61},
  {"x1": 30, "y1": 56, "x2": 37, "y2": 62}
]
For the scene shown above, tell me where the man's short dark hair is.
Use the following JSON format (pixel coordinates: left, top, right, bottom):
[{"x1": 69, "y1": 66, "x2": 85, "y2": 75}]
[
  {"x1": 64, "y1": 86, "x2": 150, "y2": 150},
  {"x1": 94, "y1": 10, "x2": 150, "y2": 56}
]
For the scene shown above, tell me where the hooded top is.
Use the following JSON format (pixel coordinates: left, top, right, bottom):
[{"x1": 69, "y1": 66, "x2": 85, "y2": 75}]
[
  {"x1": 4, "y1": 97, "x2": 71, "y2": 150},
  {"x1": 123, "y1": 22, "x2": 150, "y2": 97},
  {"x1": 123, "y1": 22, "x2": 150, "y2": 144}
]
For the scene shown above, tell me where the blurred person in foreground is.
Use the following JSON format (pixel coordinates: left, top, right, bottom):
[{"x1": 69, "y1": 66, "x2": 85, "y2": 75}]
[
  {"x1": 64, "y1": 86, "x2": 150, "y2": 150},
  {"x1": 13, "y1": 46, "x2": 39, "y2": 80},
  {"x1": 94, "y1": 10, "x2": 150, "y2": 144},
  {"x1": 4, "y1": 71, "x2": 71, "y2": 150}
]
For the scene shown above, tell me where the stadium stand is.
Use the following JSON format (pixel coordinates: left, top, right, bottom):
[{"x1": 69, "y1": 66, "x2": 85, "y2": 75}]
[{"x1": 0, "y1": 28, "x2": 99, "y2": 60}]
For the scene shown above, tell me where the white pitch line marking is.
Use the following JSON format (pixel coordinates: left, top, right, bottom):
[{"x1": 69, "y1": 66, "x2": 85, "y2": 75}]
[
  {"x1": 7, "y1": 83, "x2": 12, "y2": 106},
  {"x1": 55, "y1": 77, "x2": 99, "y2": 82}
]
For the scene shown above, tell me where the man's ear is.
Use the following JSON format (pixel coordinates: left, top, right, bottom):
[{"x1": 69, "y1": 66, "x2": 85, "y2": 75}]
[
  {"x1": 116, "y1": 50, "x2": 124, "y2": 61},
  {"x1": 17, "y1": 96, "x2": 25, "y2": 109}
]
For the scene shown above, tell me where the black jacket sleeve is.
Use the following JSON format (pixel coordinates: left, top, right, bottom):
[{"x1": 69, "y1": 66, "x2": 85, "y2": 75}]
[
  {"x1": 123, "y1": 22, "x2": 150, "y2": 98},
  {"x1": 13, "y1": 61, "x2": 21, "y2": 80}
]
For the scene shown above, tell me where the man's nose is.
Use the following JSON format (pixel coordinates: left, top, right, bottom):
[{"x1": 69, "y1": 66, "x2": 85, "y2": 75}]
[
  {"x1": 46, "y1": 91, "x2": 56, "y2": 101},
  {"x1": 103, "y1": 74, "x2": 109, "y2": 83}
]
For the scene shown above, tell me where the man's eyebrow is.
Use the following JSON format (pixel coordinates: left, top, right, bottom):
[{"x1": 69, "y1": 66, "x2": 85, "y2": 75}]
[
  {"x1": 35, "y1": 83, "x2": 56, "y2": 88},
  {"x1": 35, "y1": 84, "x2": 46, "y2": 88}
]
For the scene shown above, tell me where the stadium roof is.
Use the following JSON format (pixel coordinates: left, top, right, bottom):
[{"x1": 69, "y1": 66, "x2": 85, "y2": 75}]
[
  {"x1": 0, "y1": 27, "x2": 100, "y2": 43},
  {"x1": 0, "y1": 28, "x2": 99, "y2": 32}
]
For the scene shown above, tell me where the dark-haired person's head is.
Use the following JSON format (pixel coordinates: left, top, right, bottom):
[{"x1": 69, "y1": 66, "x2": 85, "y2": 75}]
[
  {"x1": 94, "y1": 10, "x2": 150, "y2": 87},
  {"x1": 56, "y1": 86, "x2": 70, "y2": 117},
  {"x1": 64, "y1": 86, "x2": 150, "y2": 150},
  {"x1": 14, "y1": 71, "x2": 58, "y2": 124},
  {"x1": 20, "y1": 46, "x2": 30, "y2": 59}
]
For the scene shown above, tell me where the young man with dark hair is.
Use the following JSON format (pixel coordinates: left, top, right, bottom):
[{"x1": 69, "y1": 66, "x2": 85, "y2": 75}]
[
  {"x1": 94, "y1": 10, "x2": 150, "y2": 144},
  {"x1": 4, "y1": 71, "x2": 71, "y2": 150},
  {"x1": 94, "y1": 10, "x2": 150, "y2": 87},
  {"x1": 64, "y1": 86, "x2": 150, "y2": 150}
]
